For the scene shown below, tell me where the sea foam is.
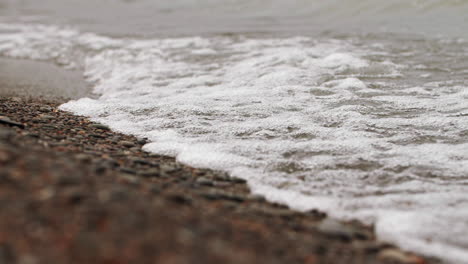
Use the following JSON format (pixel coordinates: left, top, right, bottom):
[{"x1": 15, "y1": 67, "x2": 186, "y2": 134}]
[{"x1": 1, "y1": 23, "x2": 468, "y2": 263}]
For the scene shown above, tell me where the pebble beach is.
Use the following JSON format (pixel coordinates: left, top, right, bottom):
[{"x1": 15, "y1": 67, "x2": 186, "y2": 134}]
[{"x1": 0, "y1": 96, "x2": 438, "y2": 264}]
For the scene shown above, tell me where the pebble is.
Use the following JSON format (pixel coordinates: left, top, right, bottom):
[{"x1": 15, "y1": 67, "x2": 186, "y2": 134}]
[
  {"x1": 377, "y1": 249, "x2": 426, "y2": 264},
  {"x1": 90, "y1": 124, "x2": 111, "y2": 131},
  {"x1": 196, "y1": 177, "x2": 214, "y2": 186},
  {"x1": 317, "y1": 218, "x2": 354, "y2": 240},
  {"x1": 39, "y1": 114, "x2": 54, "y2": 120},
  {"x1": 120, "y1": 167, "x2": 137, "y2": 175},
  {"x1": 138, "y1": 169, "x2": 160, "y2": 178},
  {"x1": 120, "y1": 141, "x2": 135, "y2": 148},
  {"x1": 136, "y1": 138, "x2": 148, "y2": 145},
  {"x1": 247, "y1": 194, "x2": 266, "y2": 202},
  {"x1": 0, "y1": 116, "x2": 25, "y2": 129},
  {"x1": 200, "y1": 190, "x2": 246, "y2": 203},
  {"x1": 130, "y1": 157, "x2": 150, "y2": 165},
  {"x1": 9, "y1": 97, "x2": 22, "y2": 102},
  {"x1": 39, "y1": 106, "x2": 53, "y2": 112},
  {"x1": 90, "y1": 133, "x2": 105, "y2": 139}
]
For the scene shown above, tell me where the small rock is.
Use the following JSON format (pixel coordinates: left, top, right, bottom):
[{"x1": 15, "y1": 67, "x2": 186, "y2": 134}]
[
  {"x1": 39, "y1": 114, "x2": 54, "y2": 120},
  {"x1": 10, "y1": 97, "x2": 22, "y2": 102},
  {"x1": 200, "y1": 190, "x2": 246, "y2": 203},
  {"x1": 90, "y1": 133, "x2": 105, "y2": 139},
  {"x1": 39, "y1": 106, "x2": 53, "y2": 112},
  {"x1": 120, "y1": 141, "x2": 135, "y2": 148},
  {"x1": 247, "y1": 194, "x2": 266, "y2": 202},
  {"x1": 41, "y1": 125, "x2": 58, "y2": 130},
  {"x1": 195, "y1": 177, "x2": 214, "y2": 186},
  {"x1": 166, "y1": 193, "x2": 193, "y2": 205},
  {"x1": 130, "y1": 157, "x2": 150, "y2": 165},
  {"x1": 0, "y1": 117, "x2": 24, "y2": 129},
  {"x1": 138, "y1": 169, "x2": 160, "y2": 178},
  {"x1": 229, "y1": 177, "x2": 247, "y2": 184},
  {"x1": 90, "y1": 124, "x2": 111, "y2": 131},
  {"x1": 38, "y1": 188, "x2": 55, "y2": 201},
  {"x1": 317, "y1": 218, "x2": 354, "y2": 240},
  {"x1": 137, "y1": 138, "x2": 148, "y2": 145},
  {"x1": 120, "y1": 167, "x2": 137, "y2": 175},
  {"x1": 378, "y1": 249, "x2": 426, "y2": 264}
]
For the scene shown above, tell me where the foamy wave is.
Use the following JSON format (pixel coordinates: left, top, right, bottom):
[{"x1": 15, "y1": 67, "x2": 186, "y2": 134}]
[{"x1": 1, "y1": 23, "x2": 468, "y2": 263}]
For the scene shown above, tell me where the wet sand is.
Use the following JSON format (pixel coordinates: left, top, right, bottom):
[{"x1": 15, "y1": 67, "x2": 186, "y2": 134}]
[
  {"x1": 0, "y1": 59, "x2": 438, "y2": 264},
  {"x1": 0, "y1": 58, "x2": 92, "y2": 102}
]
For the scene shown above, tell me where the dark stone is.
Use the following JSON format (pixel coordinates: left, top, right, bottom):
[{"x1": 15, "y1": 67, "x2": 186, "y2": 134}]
[
  {"x1": 200, "y1": 190, "x2": 246, "y2": 203},
  {"x1": 90, "y1": 124, "x2": 111, "y2": 131},
  {"x1": 0, "y1": 117, "x2": 24, "y2": 129},
  {"x1": 166, "y1": 193, "x2": 192, "y2": 205},
  {"x1": 120, "y1": 141, "x2": 135, "y2": 148},
  {"x1": 317, "y1": 218, "x2": 354, "y2": 241},
  {"x1": 196, "y1": 177, "x2": 214, "y2": 186},
  {"x1": 120, "y1": 167, "x2": 137, "y2": 175},
  {"x1": 138, "y1": 169, "x2": 160, "y2": 178}
]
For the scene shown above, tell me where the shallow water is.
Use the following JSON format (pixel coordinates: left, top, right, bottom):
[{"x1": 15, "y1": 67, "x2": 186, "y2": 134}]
[{"x1": 1, "y1": 1, "x2": 468, "y2": 263}]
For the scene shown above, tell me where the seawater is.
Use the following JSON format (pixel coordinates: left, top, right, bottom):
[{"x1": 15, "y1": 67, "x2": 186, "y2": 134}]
[{"x1": 1, "y1": 1, "x2": 468, "y2": 263}]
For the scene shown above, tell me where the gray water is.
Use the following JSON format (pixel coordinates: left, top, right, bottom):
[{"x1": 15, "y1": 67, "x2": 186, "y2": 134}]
[
  {"x1": 1, "y1": 1, "x2": 468, "y2": 263},
  {"x1": 1, "y1": 0, "x2": 468, "y2": 38}
]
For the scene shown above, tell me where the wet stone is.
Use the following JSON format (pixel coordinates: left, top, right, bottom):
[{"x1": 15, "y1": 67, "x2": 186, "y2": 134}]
[
  {"x1": 200, "y1": 190, "x2": 246, "y2": 203},
  {"x1": 377, "y1": 249, "x2": 425, "y2": 264},
  {"x1": 90, "y1": 124, "x2": 111, "y2": 131},
  {"x1": 130, "y1": 157, "x2": 150, "y2": 165},
  {"x1": 136, "y1": 138, "x2": 148, "y2": 145},
  {"x1": 39, "y1": 114, "x2": 54, "y2": 120},
  {"x1": 196, "y1": 177, "x2": 214, "y2": 186},
  {"x1": 120, "y1": 167, "x2": 137, "y2": 175},
  {"x1": 90, "y1": 134, "x2": 105, "y2": 139},
  {"x1": 120, "y1": 141, "x2": 135, "y2": 148},
  {"x1": 166, "y1": 193, "x2": 193, "y2": 205},
  {"x1": 138, "y1": 169, "x2": 160, "y2": 178},
  {"x1": 317, "y1": 218, "x2": 354, "y2": 241},
  {"x1": 39, "y1": 106, "x2": 53, "y2": 112}
]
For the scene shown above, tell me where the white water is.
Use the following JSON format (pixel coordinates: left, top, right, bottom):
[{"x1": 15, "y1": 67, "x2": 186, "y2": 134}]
[{"x1": 1, "y1": 5, "x2": 468, "y2": 263}]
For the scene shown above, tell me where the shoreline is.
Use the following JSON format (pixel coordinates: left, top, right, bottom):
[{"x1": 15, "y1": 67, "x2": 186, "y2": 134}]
[{"x1": 0, "y1": 95, "x2": 439, "y2": 263}]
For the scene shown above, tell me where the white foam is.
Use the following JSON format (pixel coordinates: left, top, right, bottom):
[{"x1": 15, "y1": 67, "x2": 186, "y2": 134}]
[{"x1": 2, "y1": 23, "x2": 468, "y2": 263}]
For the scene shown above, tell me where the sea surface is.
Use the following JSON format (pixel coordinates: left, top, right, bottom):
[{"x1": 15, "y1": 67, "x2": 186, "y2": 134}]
[{"x1": 1, "y1": 1, "x2": 468, "y2": 263}]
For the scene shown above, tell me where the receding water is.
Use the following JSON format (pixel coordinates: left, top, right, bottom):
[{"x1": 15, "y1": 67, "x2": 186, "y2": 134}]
[{"x1": 1, "y1": 1, "x2": 468, "y2": 263}]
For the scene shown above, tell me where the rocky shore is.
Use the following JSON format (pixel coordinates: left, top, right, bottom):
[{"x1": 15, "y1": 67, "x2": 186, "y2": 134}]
[{"x1": 0, "y1": 96, "x2": 437, "y2": 264}]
